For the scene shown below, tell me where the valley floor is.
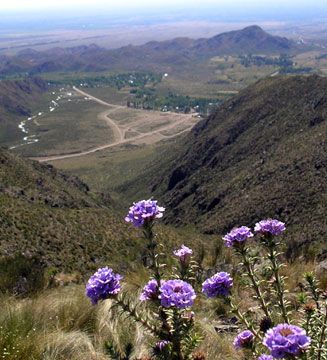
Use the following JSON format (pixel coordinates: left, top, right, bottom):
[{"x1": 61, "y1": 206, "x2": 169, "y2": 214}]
[{"x1": 29, "y1": 87, "x2": 199, "y2": 162}]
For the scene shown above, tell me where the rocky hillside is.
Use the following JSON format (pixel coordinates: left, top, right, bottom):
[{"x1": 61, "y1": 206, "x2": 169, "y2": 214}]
[{"x1": 142, "y1": 75, "x2": 327, "y2": 253}]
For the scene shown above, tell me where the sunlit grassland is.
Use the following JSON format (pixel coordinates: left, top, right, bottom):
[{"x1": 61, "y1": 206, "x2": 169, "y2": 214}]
[
  {"x1": 81, "y1": 86, "x2": 131, "y2": 106},
  {"x1": 16, "y1": 97, "x2": 114, "y2": 157},
  {"x1": 0, "y1": 283, "x2": 239, "y2": 360},
  {"x1": 0, "y1": 255, "x2": 321, "y2": 360},
  {"x1": 50, "y1": 143, "x2": 164, "y2": 205},
  {"x1": 154, "y1": 57, "x2": 278, "y2": 98},
  {"x1": 293, "y1": 50, "x2": 327, "y2": 74}
]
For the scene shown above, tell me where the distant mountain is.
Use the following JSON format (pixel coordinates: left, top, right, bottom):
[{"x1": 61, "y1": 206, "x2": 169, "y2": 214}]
[
  {"x1": 0, "y1": 26, "x2": 300, "y2": 75},
  {"x1": 192, "y1": 25, "x2": 294, "y2": 55},
  {"x1": 138, "y1": 75, "x2": 327, "y2": 253}
]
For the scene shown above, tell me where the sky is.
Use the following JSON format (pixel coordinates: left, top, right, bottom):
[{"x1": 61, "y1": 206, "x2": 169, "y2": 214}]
[{"x1": 2, "y1": 0, "x2": 327, "y2": 11}]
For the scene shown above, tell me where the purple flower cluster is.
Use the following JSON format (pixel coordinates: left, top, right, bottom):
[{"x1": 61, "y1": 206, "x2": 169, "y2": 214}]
[
  {"x1": 155, "y1": 340, "x2": 170, "y2": 351},
  {"x1": 173, "y1": 245, "x2": 193, "y2": 263},
  {"x1": 258, "y1": 356, "x2": 273, "y2": 360},
  {"x1": 159, "y1": 280, "x2": 196, "y2": 309},
  {"x1": 140, "y1": 279, "x2": 158, "y2": 301},
  {"x1": 263, "y1": 324, "x2": 311, "y2": 359},
  {"x1": 254, "y1": 219, "x2": 286, "y2": 236},
  {"x1": 125, "y1": 199, "x2": 165, "y2": 227},
  {"x1": 202, "y1": 271, "x2": 233, "y2": 298},
  {"x1": 233, "y1": 330, "x2": 254, "y2": 349},
  {"x1": 86, "y1": 267, "x2": 122, "y2": 305},
  {"x1": 223, "y1": 226, "x2": 253, "y2": 248}
]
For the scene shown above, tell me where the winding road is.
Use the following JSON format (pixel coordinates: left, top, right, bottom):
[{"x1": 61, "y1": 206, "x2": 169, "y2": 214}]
[{"x1": 34, "y1": 87, "x2": 197, "y2": 162}]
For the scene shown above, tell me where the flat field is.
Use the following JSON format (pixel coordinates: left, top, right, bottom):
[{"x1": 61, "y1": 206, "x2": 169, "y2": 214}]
[
  {"x1": 25, "y1": 87, "x2": 199, "y2": 162},
  {"x1": 13, "y1": 91, "x2": 113, "y2": 157}
]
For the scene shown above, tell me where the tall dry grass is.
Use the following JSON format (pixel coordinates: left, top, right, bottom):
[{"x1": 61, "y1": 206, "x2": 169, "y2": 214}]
[{"x1": 0, "y1": 258, "x2": 320, "y2": 360}]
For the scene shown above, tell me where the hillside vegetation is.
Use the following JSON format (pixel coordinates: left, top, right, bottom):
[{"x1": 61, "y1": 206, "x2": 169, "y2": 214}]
[
  {"x1": 0, "y1": 149, "x2": 193, "y2": 277},
  {"x1": 129, "y1": 75, "x2": 327, "y2": 254},
  {"x1": 0, "y1": 77, "x2": 48, "y2": 145}
]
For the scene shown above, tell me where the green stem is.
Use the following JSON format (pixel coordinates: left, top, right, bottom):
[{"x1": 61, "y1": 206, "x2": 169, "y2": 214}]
[
  {"x1": 317, "y1": 302, "x2": 327, "y2": 360},
  {"x1": 240, "y1": 248, "x2": 271, "y2": 319},
  {"x1": 143, "y1": 222, "x2": 172, "y2": 343},
  {"x1": 115, "y1": 296, "x2": 158, "y2": 336},
  {"x1": 308, "y1": 281, "x2": 320, "y2": 311},
  {"x1": 171, "y1": 309, "x2": 184, "y2": 360},
  {"x1": 304, "y1": 311, "x2": 312, "y2": 335},
  {"x1": 143, "y1": 222, "x2": 161, "y2": 283},
  {"x1": 229, "y1": 298, "x2": 262, "y2": 341},
  {"x1": 267, "y1": 245, "x2": 289, "y2": 323}
]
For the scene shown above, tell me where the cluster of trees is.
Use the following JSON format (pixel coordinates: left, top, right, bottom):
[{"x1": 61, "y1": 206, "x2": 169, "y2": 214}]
[
  {"x1": 239, "y1": 54, "x2": 294, "y2": 67},
  {"x1": 239, "y1": 54, "x2": 313, "y2": 75},
  {"x1": 279, "y1": 66, "x2": 313, "y2": 74},
  {"x1": 128, "y1": 91, "x2": 221, "y2": 115},
  {"x1": 51, "y1": 72, "x2": 163, "y2": 89}
]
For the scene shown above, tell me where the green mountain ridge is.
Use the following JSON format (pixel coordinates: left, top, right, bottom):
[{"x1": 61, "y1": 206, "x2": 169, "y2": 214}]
[{"x1": 133, "y1": 75, "x2": 327, "y2": 253}]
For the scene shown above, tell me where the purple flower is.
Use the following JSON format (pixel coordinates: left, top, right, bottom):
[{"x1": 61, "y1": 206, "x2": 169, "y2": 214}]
[
  {"x1": 173, "y1": 245, "x2": 193, "y2": 263},
  {"x1": 159, "y1": 280, "x2": 196, "y2": 309},
  {"x1": 125, "y1": 199, "x2": 165, "y2": 227},
  {"x1": 258, "y1": 356, "x2": 273, "y2": 360},
  {"x1": 140, "y1": 279, "x2": 158, "y2": 301},
  {"x1": 263, "y1": 324, "x2": 311, "y2": 359},
  {"x1": 202, "y1": 272, "x2": 233, "y2": 298},
  {"x1": 233, "y1": 330, "x2": 254, "y2": 349},
  {"x1": 155, "y1": 340, "x2": 170, "y2": 351},
  {"x1": 254, "y1": 219, "x2": 286, "y2": 236},
  {"x1": 223, "y1": 226, "x2": 253, "y2": 248},
  {"x1": 86, "y1": 267, "x2": 122, "y2": 305}
]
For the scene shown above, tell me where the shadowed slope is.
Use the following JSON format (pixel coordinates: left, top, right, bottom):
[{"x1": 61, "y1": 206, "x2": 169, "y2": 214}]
[{"x1": 143, "y1": 75, "x2": 327, "y2": 250}]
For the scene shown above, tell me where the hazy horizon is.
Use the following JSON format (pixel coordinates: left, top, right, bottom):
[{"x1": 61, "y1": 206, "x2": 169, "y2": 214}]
[
  {"x1": 2, "y1": 0, "x2": 327, "y2": 11},
  {"x1": 1, "y1": 1, "x2": 327, "y2": 34},
  {"x1": 2, "y1": 0, "x2": 327, "y2": 18}
]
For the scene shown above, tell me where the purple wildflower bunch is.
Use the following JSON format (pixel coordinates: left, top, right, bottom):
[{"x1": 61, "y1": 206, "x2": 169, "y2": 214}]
[
  {"x1": 254, "y1": 219, "x2": 286, "y2": 237},
  {"x1": 125, "y1": 199, "x2": 165, "y2": 227},
  {"x1": 233, "y1": 330, "x2": 255, "y2": 349},
  {"x1": 86, "y1": 267, "x2": 122, "y2": 305},
  {"x1": 223, "y1": 226, "x2": 254, "y2": 248},
  {"x1": 155, "y1": 340, "x2": 170, "y2": 351},
  {"x1": 159, "y1": 279, "x2": 196, "y2": 309},
  {"x1": 140, "y1": 279, "x2": 159, "y2": 301},
  {"x1": 202, "y1": 271, "x2": 233, "y2": 298},
  {"x1": 263, "y1": 324, "x2": 311, "y2": 359},
  {"x1": 173, "y1": 245, "x2": 193, "y2": 263}
]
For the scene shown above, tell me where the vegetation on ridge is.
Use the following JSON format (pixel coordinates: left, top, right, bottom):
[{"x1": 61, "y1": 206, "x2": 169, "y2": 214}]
[{"x1": 120, "y1": 75, "x2": 327, "y2": 256}]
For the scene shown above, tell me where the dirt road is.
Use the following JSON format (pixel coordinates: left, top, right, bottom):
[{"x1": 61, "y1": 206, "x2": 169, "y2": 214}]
[{"x1": 35, "y1": 87, "x2": 197, "y2": 162}]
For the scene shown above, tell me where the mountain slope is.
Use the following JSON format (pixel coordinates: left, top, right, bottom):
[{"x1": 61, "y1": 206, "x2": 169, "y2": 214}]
[
  {"x1": 142, "y1": 75, "x2": 327, "y2": 251},
  {"x1": 0, "y1": 77, "x2": 48, "y2": 145},
  {"x1": 0, "y1": 26, "x2": 300, "y2": 75},
  {"x1": 193, "y1": 25, "x2": 294, "y2": 55},
  {"x1": 0, "y1": 148, "x2": 143, "y2": 273},
  {"x1": 0, "y1": 149, "x2": 197, "y2": 275}
]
